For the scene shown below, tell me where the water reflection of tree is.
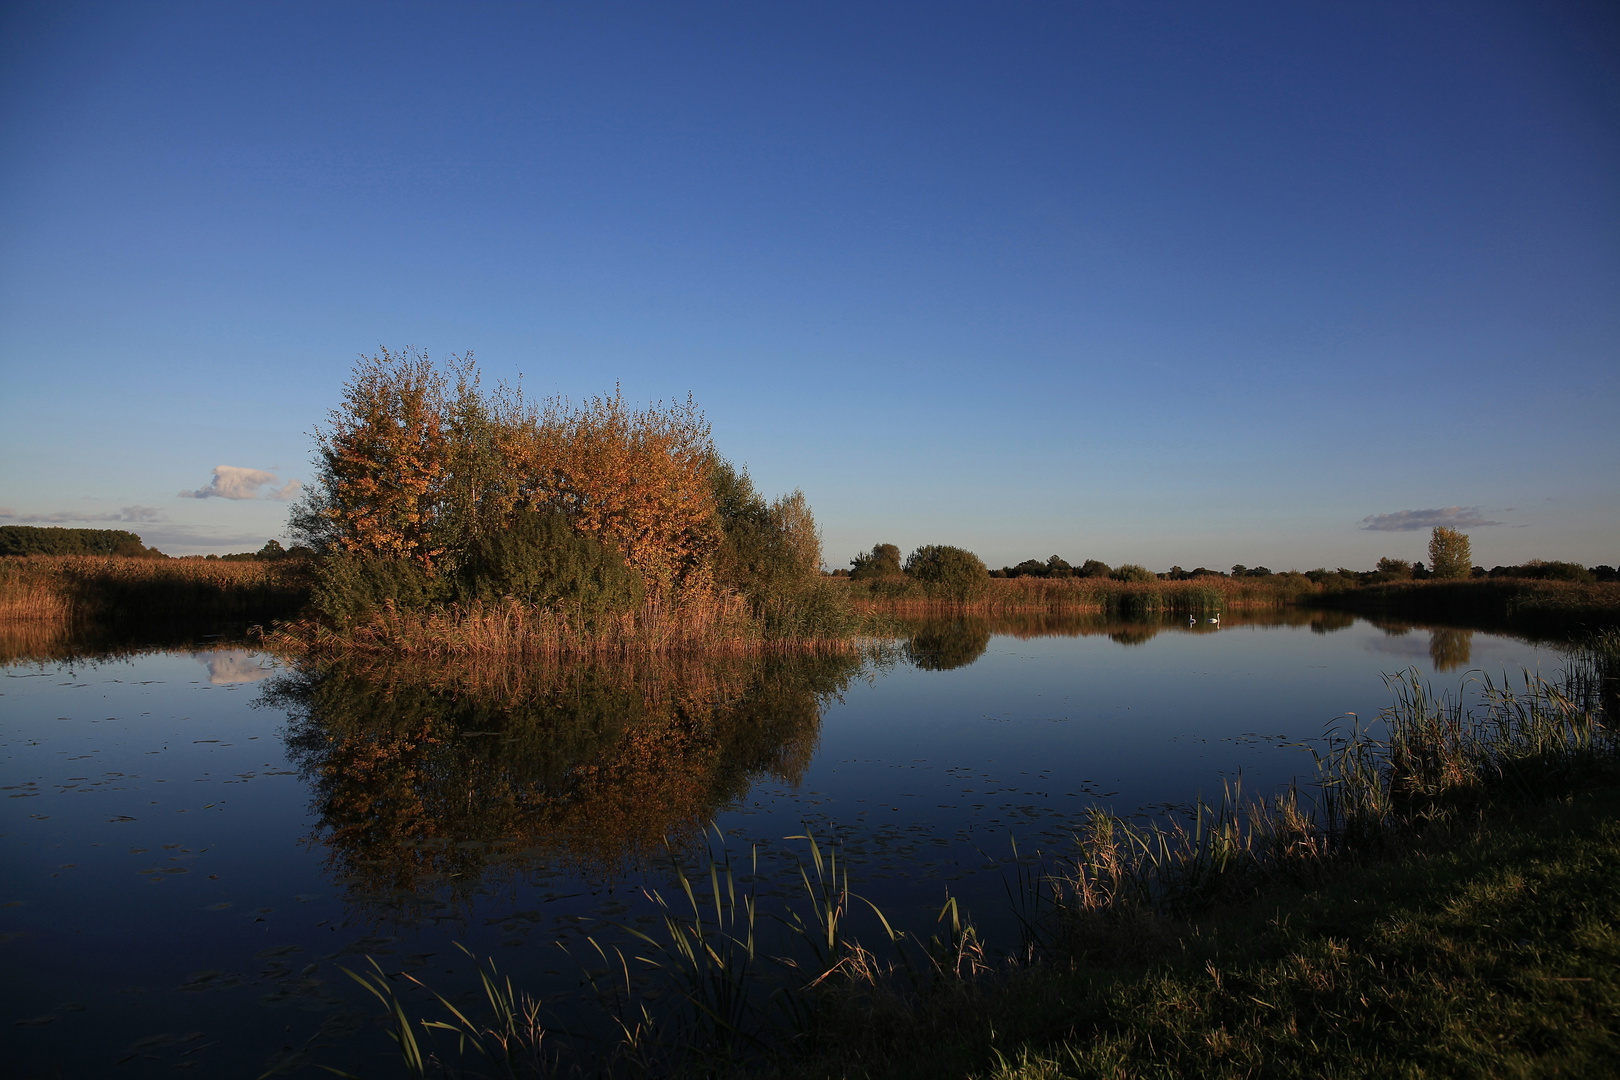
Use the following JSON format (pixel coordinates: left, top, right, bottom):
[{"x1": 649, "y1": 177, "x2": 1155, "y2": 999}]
[
  {"x1": 1429, "y1": 628, "x2": 1473, "y2": 672},
  {"x1": 259, "y1": 653, "x2": 862, "y2": 922},
  {"x1": 905, "y1": 617, "x2": 992, "y2": 670}
]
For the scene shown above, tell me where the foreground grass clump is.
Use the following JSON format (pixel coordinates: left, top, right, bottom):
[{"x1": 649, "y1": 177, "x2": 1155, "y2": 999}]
[
  {"x1": 808, "y1": 787, "x2": 1620, "y2": 1080},
  {"x1": 0, "y1": 554, "x2": 311, "y2": 625}
]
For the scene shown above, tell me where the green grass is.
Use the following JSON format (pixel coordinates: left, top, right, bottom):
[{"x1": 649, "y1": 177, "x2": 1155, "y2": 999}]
[{"x1": 789, "y1": 785, "x2": 1620, "y2": 1080}]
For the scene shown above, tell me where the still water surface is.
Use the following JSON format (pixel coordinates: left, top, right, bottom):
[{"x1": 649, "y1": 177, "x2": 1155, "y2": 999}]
[{"x1": 1, "y1": 613, "x2": 1566, "y2": 1077}]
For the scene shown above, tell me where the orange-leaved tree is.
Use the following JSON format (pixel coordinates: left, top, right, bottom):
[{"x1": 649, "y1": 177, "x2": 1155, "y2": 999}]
[
  {"x1": 301, "y1": 348, "x2": 453, "y2": 568},
  {"x1": 492, "y1": 385, "x2": 720, "y2": 601}
]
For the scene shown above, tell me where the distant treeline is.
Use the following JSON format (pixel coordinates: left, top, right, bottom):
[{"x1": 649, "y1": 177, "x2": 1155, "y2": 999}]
[
  {"x1": 0, "y1": 526, "x2": 165, "y2": 559},
  {"x1": 959, "y1": 555, "x2": 1617, "y2": 586}
]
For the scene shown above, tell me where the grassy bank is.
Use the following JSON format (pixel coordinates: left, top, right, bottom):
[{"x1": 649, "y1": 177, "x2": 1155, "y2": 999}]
[
  {"x1": 0, "y1": 554, "x2": 312, "y2": 626},
  {"x1": 1315, "y1": 578, "x2": 1620, "y2": 639},
  {"x1": 840, "y1": 574, "x2": 1320, "y2": 617},
  {"x1": 800, "y1": 784, "x2": 1620, "y2": 1080}
]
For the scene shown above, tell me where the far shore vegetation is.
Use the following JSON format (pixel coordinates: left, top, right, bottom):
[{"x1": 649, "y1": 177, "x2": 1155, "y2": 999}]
[{"x1": 2, "y1": 527, "x2": 1617, "y2": 651}]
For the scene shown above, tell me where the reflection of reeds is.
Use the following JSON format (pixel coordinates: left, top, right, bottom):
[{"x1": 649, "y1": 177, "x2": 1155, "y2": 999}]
[{"x1": 268, "y1": 593, "x2": 866, "y2": 660}]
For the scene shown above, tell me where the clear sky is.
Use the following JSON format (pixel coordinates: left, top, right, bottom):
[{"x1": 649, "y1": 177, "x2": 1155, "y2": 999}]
[{"x1": 2, "y1": 1, "x2": 1616, "y2": 568}]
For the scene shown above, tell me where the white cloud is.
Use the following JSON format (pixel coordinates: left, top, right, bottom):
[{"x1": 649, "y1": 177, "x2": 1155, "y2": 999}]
[
  {"x1": 180, "y1": 466, "x2": 301, "y2": 501},
  {"x1": 195, "y1": 649, "x2": 276, "y2": 685},
  {"x1": 1360, "y1": 506, "x2": 1504, "y2": 532},
  {"x1": 0, "y1": 505, "x2": 167, "y2": 524}
]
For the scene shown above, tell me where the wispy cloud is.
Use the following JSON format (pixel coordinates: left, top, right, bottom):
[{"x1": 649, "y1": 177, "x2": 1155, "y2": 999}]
[
  {"x1": 180, "y1": 466, "x2": 302, "y2": 501},
  {"x1": 0, "y1": 505, "x2": 167, "y2": 524},
  {"x1": 1360, "y1": 506, "x2": 1504, "y2": 532}
]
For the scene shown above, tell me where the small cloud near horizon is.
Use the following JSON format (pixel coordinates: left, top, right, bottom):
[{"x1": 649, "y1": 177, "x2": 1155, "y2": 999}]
[
  {"x1": 0, "y1": 505, "x2": 167, "y2": 524},
  {"x1": 1360, "y1": 506, "x2": 1505, "y2": 532},
  {"x1": 180, "y1": 466, "x2": 302, "y2": 501}
]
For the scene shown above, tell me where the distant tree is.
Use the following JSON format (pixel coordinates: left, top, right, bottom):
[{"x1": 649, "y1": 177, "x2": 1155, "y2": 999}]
[
  {"x1": 850, "y1": 543, "x2": 902, "y2": 580},
  {"x1": 1376, "y1": 557, "x2": 1413, "y2": 581},
  {"x1": 1428, "y1": 527, "x2": 1472, "y2": 580},
  {"x1": 1045, "y1": 555, "x2": 1073, "y2": 578},
  {"x1": 1110, "y1": 563, "x2": 1156, "y2": 583},
  {"x1": 1077, "y1": 559, "x2": 1111, "y2": 578},
  {"x1": 904, "y1": 545, "x2": 989, "y2": 601},
  {"x1": 1010, "y1": 558, "x2": 1047, "y2": 578}
]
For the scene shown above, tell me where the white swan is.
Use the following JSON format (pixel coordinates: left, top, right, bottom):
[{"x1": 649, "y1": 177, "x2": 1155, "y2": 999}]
[{"x1": 1207, "y1": 613, "x2": 1220, "y2": 625}]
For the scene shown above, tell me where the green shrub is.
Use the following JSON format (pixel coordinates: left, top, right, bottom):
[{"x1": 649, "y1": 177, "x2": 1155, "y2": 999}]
[
  {"x1": 850, "y1": 542, "x2": 903, "y2": 580},
  {"x1": 456, "y1": 510, "x2": 644, "y2": 619},
  {"x1": 1078, "y1": 559, "x2": 1112, "y2": 578},
  {"x1": 311, "y1": 554, "x2": 449, "y2": 624},
  {"x1": 1110, "y1": 563, "x2": 1156, "y2": 583},
  {"x1": 712, "y1": 458, "x2": 855, "y2": 639},
  {"x1": 904, "y1": 544, "x2": 990, "y2": 601}
]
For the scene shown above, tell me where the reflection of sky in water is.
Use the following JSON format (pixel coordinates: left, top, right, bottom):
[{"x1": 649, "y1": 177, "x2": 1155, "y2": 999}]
[
  {"x1": 194, "y1": 649, "x2": 275, "y2": 685},
  {"x1": 0, "y1": 619, "x2": 1569, "y2": 1077}
]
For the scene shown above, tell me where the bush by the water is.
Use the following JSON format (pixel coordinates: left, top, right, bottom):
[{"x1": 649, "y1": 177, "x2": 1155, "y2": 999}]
[
  {"x1": 904, "y1": 544, "x2": 990, "y2": 602},
  {"x1": 458, "y1": 509, "x2": 644, "y2": 619},
  {"x1": 284, "y1": 349, "x2": 857, "y2": 651}
]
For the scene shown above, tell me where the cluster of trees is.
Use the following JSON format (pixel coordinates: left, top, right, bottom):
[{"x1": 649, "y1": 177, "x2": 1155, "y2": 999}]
[
  {"x1": 214, "y1": 539, "x2": 316, "y2": 563},
  {"x1": 288, "y1": 349, "x2": 838, "y2": 635},
  {"x1": 992, "y1": 555, "x2": 1113, "y2": 579},
  {"x1": 1480, "y1": 560, "x2": 1616, "y2": 584},
  {"x1": 843, "y1": 542, "x2": 991, "y2": 600},
  {"x1": 0, "y1": 526, "x2": 165, "y2": 558}
]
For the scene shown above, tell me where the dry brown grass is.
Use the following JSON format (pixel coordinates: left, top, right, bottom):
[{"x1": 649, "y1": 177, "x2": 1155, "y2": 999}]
[
  {"x1": 267, "y1": 593, "x2": 866, "y2": 661},
  {"x1": 0, "y1": 555, "x2": 312, "y2": 624}
]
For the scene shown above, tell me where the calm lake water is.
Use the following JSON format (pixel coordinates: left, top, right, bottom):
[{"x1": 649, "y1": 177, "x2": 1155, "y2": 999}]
[{"x1": 1, "y1": 612, "x2": 1569, "y2": 1077}]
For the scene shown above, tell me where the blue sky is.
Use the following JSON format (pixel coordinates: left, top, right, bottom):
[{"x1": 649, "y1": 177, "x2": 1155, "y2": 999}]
[{"x1": 2, "y1": 1, "x2": 1616, "y2": 568}]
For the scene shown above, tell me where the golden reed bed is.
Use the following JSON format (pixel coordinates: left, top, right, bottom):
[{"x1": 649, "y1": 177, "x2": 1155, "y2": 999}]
[
  {"x1": 0, "y1": 555, "x2": 311, "y2": 623},
  {"x1": 266, "y1": 593, "x2": 867, "y2": 662}
]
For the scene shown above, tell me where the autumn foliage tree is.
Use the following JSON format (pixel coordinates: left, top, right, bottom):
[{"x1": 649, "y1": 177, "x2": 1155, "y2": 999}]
[
  {"x1": 293, "y1": 349, "x2": 833, "y2": 634},
  {"x1": 1428, "y1": 526, "x2": 1473, "y2": 580}
]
